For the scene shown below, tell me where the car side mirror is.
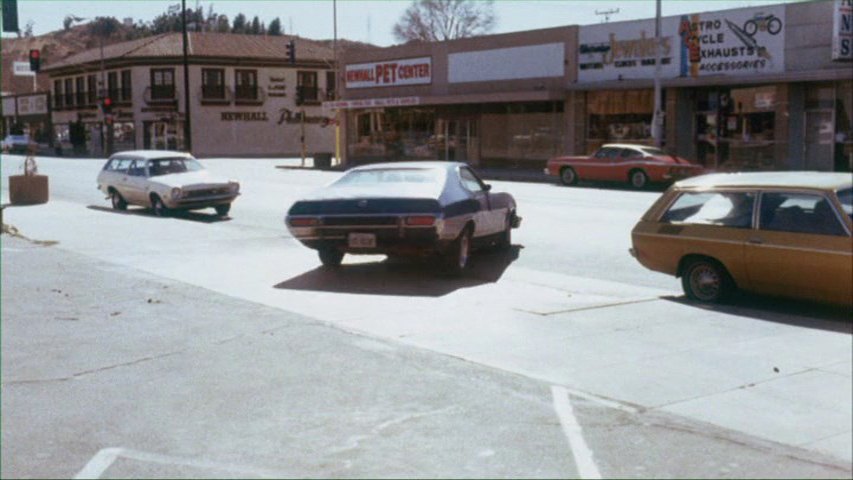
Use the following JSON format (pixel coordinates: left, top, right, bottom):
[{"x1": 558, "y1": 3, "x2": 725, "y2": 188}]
[{"x1": 483, "y1": 184, "x2": 492, "y2": 192}]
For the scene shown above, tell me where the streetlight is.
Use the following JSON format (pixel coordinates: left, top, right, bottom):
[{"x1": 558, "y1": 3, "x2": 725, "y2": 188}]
[{"x1": 181, "y1": 0, "x2": 192, "y2": 153}]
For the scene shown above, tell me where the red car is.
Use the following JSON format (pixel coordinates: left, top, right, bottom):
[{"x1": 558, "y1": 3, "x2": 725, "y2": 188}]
[{"x1": 545, "y1": 144, "x2": 705, "y2": 189}]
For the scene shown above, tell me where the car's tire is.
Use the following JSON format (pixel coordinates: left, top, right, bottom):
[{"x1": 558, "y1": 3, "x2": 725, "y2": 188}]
[
  {"x1": 495, "y1": 212, "x2": 513, "y2": 251},
  {"x1": 560, "y1": 167, "x2": 578, "y2": 186},
  {"x1": 681, "y1": 258, "x2": 733, "y2": 303},
  {"x1": 443, "y1": 226, "x2": 472, "y2": 276},
  {"x1": 151, "y1": 195, "x2": 170, "y2": 217},
  {"x1": 215, "y1": 203, "x2": 231, "y2": 216},
  {"x1": 110, "y1": 190, "x2": 127, "y2": 211},
  {"x1": 629, "y1": 169, "x2": 649, "y2": 189},
  {"x1": 318, "y1": 248, "x2": 344, "y2": 268}
]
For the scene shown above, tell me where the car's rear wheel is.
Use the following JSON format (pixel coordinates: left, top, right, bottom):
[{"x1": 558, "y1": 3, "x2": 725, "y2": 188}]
[
  {"x1": 560, "y1": 167, "x2": 578, "y2": 186},
  {"x1": 215, "y1": 203, "x2": 231, "y2": 217},
  {"x1": 495, "y1": 212, "x2": 513, "y2": 251},
  {"x1": 151, "y1": 195, "x2": 170, "y2": 217},
  {"x1": 318, "y1": 248, "x2": 344, "y2": 268},
  {"x1": 443, "y1": 226, "x2": 472, "y2": 276},
  {"x1": 110, "y1": 190, "x2": 127, "y2": 211},
  {"x1": 629, "y1": 169, "x2": 649, "y2": 189},
  {"x1": 681, "y1": 258, "x2": 732, "y2": 303}
]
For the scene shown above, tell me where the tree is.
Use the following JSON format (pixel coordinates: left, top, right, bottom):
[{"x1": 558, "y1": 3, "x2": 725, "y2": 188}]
[
  {"x1": 392, "y1": 0, "x2": 496, "y2": 43},
  {"x1": 250, "y1": 16, "x2": 261, "y2": 35},
  {"x1": 23, "y1": 20, "x2": 34, "y2": 37},
  {"x1": 151, "y1": 9, "x2": 181, "y2": 34},
  {"x1": 268, "y1": 17, "x2": 282, "y2": 36},
  {"x1": 232, "y1": 13, "x2": 247, "y2": 33},
  {"x1": 89, "y1": 16, "x2": 121, "y2": 39},
  {"x1": 215, "y1": 15, "x2": 230, "y2": 33}
]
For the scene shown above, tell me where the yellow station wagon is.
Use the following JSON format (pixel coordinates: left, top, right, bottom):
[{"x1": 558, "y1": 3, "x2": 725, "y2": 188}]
[{"x1": 631, "y1": 172, "x2": 853, "y2": 305}]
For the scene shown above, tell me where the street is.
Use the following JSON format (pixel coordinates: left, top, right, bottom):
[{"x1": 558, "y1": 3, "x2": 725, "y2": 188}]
[{"x1": 2, "y1": 154, "x2": 852, "y2": 478}]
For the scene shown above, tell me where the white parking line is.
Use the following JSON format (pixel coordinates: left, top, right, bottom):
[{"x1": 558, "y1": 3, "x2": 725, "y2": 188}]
[
  {"x1": 74, "y1": 447, "x2": 283, "y2": 479},
  {"x1": 74, "y1": 448, "x2": 123, "y2": 479},
  {"x1": 551, "y1": 385, "x2": 602, "y2": 479}
]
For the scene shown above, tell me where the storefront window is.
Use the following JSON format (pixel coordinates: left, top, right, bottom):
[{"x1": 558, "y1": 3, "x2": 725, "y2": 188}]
[
  {"x1": 346, "y1": 102, "x2": 563, "y2": 167},
  {"x1": 587, "y1": 89, "x2": 655, "y2": 151},
  {"x1": 144, "y1": 120, "x2": 183, "y2": 150},
  {"x1": 113, "y1": 122, "x2": 135, "y2": 151},
  {"x1": 481, "y1": 105, "x2": 563, "y2": 166},
  {"x1": 350, "y1": 108, "x2": 437, "y2": 160},
  {"x1": 694, "y1": 85, "x2": 778, "y2": 171}
]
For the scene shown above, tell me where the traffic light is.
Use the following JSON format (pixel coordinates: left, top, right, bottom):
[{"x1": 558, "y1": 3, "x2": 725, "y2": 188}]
[
  {"x1": 101, "y1": 97, "x2": 113, "y2": 114},
  {"x1": 286, "y1": 40, "x2": 295, "y2": 65},
  {"x1": 2, "y1": 0, "x2": 19, "y2": 33},
  {"x1": 28, "y1": 49, "x2": 40, "y2": 73}
]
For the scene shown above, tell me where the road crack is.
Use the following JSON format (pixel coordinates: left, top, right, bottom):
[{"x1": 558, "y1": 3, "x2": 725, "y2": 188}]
[{"x1": 1, "y1": 222, "x2": 59, "y2": 246}]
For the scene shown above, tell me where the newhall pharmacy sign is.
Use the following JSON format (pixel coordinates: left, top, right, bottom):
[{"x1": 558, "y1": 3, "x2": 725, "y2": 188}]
[{"x1": 345, "y1": 57, "x2": 432, "y2": 89}]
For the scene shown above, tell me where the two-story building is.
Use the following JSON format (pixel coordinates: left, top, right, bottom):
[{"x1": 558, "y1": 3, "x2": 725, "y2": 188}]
[{"x1": 44, "y1": 32, "x2": 338, "y2": 157}]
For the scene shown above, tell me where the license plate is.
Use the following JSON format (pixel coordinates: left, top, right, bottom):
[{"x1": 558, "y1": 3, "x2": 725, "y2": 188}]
[{"x1": 348, "y1": 233, "x2": 376, "y2": 248}]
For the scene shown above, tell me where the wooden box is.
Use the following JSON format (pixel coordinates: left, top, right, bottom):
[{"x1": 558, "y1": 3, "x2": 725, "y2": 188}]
[{"x1": 8, "y1": 174, "x2": 49, "y2": 205}]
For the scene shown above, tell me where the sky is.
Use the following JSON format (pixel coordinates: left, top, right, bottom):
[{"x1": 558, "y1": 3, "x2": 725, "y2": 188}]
[{"x1": 2, "y1": 0, "x2": 801, "y2": 45}]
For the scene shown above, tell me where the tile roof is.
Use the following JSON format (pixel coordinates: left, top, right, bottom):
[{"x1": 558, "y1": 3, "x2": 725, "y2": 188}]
[{"x1": 44, "y1": 33, "x2": 334, "y2": 71}]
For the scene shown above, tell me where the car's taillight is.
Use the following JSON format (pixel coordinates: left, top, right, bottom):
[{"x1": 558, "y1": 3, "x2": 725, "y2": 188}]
[
  {"x1": 405, "y1": 215, "x2": 436, "y2": 226},
  {"x1": 289, "y1": 217, "x2": 319, "y2": 227}
]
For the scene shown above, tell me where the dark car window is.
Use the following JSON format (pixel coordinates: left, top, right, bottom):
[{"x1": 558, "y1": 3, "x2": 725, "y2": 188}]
[
  {"x1": 147, "y1": 158, "x2": 202, "y2": 177},
  {"x1": 661, "y1": 191, "x2": 755, "y2": 228},
  {"x1": 127, "y1": 159, "x2": 146, "y2": 177},
  {"x1": 837, "y1": 188, "x2": 852, "y2": 220},
  {"x1": 620, "y1": 149, "x2": 642, "y2": 158},
  {"x1": 594, "y1": 147, "x2": 620, "y2": 159},
  {"x1": 759, "y1": 192, "x2": 847, "y2": 236}
]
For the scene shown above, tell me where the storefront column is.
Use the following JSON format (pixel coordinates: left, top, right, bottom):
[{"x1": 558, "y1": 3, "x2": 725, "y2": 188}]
[
  {"x1": 570, "y1": 91, "x2": 586, "y2": 155},
  {"x1": 774, "y1": 83, "x2": 792, "y2": 170},
  {"x1": 785, "y1": 83, "x2": 805, "y2": 170},
  {"x1": 673, "y1": 89, "x2": 695, "y2": 161},
  {"x1": 664, "y1": 88, "x2": 682, "y2": 154}
]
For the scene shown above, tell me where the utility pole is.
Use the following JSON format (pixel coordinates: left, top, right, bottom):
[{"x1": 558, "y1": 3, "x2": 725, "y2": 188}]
[
  {"x1": 651, "y1": 0, "x2": 663, "y2": 147},
  {"x1": 100, "y1": 35, "x2": 113, "y2": 156},
  {"x1": 301, "y1": 110, "x2": 306, "y2": 167},
  {"x1": 181, "y1": 0, "x2": 193, "y2": 153},
  {"x1": 333, "y1": 0, "x2": 341, "y2": 166}
]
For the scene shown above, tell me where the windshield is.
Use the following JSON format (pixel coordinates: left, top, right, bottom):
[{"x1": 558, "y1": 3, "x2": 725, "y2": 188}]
[
  {"x1": 147, "y1": 158, "x2": 204, "y2": 177},
  {"x1": 334, "y1": 168, "x2": 445, "y2": 186}
]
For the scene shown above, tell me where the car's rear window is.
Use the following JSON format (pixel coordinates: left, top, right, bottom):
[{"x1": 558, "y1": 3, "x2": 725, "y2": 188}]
[
  {"x1": 661, "y1": 191, "x2": 756, "y2": 229},
  {"x1": 335, "y1": 168, "x2": 445, "y2": 186},
  {"x1": 640, "y1": 147, "x2": 666, "y2": 156}
]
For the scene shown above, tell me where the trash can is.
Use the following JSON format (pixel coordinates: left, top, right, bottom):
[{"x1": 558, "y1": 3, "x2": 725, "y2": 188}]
[{"x1": 314, "y1": 153, "x2": 333, "y2": 169}]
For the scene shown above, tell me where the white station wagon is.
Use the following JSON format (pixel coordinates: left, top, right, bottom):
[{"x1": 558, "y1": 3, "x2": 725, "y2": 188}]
[{"x1": 96, "y1": 150, "x2": 240, "y2": 217}]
